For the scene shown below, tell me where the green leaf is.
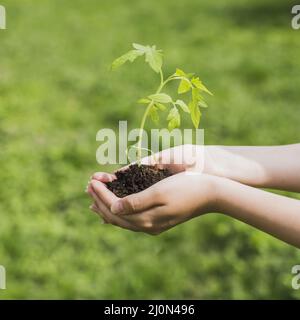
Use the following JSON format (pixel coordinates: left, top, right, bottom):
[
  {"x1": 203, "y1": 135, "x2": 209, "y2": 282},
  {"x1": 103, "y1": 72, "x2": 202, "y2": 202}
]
[
  {"x1": 132, "y1": 43, "x2": 148, "y2": 52},
  {"x1": 138, "y1": 98, "x2": 151, "y2": 104},
  {"x1": 191, "y1": 77, "x2": 201, "y2": 88},
  {"x1": 111, "y1": 50, "x2": 143, "y2": 70},
  {"x1": 167, "y1": 107, "x2": 178, "y2": 121},
  {"x1": 168, "y1": 119, "x2": 178, "y2": 131},
  {"x1": 155, "y1": 103, "x2": 167, "y2": 111},
  {"x1": 192, "y1": 87, "x2": 203, "y2": 104},
  {"x1": 132, "y1": 43, "x2": 163, "y2": 72},
  {"x1": 175, "y1": 99, "x2": 190, "y2": 113},
  {"x1": 191, "y1": 77, "x2": 213, "y2": 95},
  {"x1": 174, "y1": 68, "x2": 194, "y2": 79},
  {"x1": 145, "y1": 46, "x2": 163, "y2": 73},
  {"x1": 178, "y1": 79, "x2": 191, "y2": 94},
  {"x1": 188, "y1": 101, "x2": 201, "y2": 128},
  {"x1": 198, "y1": 100, "x2": 208, "y2": 108},
  {"x1": 175, "y1": 68, "x2": 186, "y2": 77},
  {"x1": 186, "y1": 72, "x2": 195, "y2": 79},
  {"x1": 113, "y1": 44, "x2": 163, "y2": 73},
  {"x1": 149, "y1": 106, "x2": 159, "y2": 124},
  {"x1": 148, "y1": 93, "x2": 172, "y2": 103},
  {"x1": 167, "y1": 107, "x2": 180, "y2": 130}
]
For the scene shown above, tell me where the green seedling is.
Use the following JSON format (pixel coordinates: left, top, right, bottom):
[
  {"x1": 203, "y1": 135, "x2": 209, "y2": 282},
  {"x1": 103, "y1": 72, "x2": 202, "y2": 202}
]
[{"x1": 111, "y1": 43, "x2": 212, "y2": 164}]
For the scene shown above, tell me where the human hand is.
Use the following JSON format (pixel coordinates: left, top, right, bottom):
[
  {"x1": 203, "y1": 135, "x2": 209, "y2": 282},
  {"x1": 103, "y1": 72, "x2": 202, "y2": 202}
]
[
  {"x1": 87, "y1": 171, "x2": 218, "y2": 235},
  {"x1": 125, "y1": 144, "x2": 205, "y2": 174}
]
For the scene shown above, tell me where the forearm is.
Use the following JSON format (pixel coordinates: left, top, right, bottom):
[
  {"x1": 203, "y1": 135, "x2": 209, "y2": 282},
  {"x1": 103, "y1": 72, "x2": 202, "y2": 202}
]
[
  {"x1": 213, "y1": 177, "x2": 300, "y2": 248},
  {"x1": 205, "y1": 144, "x2": 300, "y2": 192}
]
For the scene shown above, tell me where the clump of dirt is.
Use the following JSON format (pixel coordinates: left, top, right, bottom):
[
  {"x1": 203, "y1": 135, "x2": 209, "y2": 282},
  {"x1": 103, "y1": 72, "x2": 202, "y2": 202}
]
[{"x1": 106, "y1": 164, "x2": 172, "y2": 198}]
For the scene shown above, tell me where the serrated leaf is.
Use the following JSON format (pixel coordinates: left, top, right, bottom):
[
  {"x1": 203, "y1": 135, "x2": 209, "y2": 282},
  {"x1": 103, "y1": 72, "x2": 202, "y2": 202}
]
[
  {"x1": 175, "y1": 68, "x2": 186, "y2": 77},
  {"x1": 133, "y1": 44, "x2": 163, "y2": 73},
  {"x1": 198, "y1": 100, "x2": 208, "y2": 108},
  {"x1": 167, "y1": 107, "x2": 178, "y2": 121},
  {"x1": 145, "y1": 47, "x2": 163, "y2": 73},
  {"x1": 148, "y1": 93, "x2": 172, "y2": 103},
  {"x1": 201, "y1": 85, "x2": 213, "y2": 96},
  {"x1": 188, "y1": 101, "x2": 201, "y2": 128},
  {"x1": 192, "y1": 87, "x2": 203, "y2": 104},
  {"x1": 132, "y1": 43, "x2": 148, "y2": 52},
  {"x1": 175, "y1": 68, "x2": 195, "y2": 79},
  {"x1": 178, "y1": 79, "x2": 191, "y2": 94},
  {"x1": 191, "y1": 77, "x2": 213, "y2": 95},
  {"x1": 191, "y1": 77, "x2": 201, "y2": 88},
  {"x1": 167, "y1": 107, "x2": 180, "y2": 130},
  {"x1": 155, "y1": 103, "x2": 166, "y2": 111},
  {"x1": 111, "y1": 50, "x2": 143, "y2": 70},
  {"x1": 175, "y1": 99, "x2": 190, "y2": 113},
  {"x1": 149, "y1": 106, "x2": 159, "y2": 124},
  {"x1": 138, "y1": 98, "x2": 151, "y2": 104}
]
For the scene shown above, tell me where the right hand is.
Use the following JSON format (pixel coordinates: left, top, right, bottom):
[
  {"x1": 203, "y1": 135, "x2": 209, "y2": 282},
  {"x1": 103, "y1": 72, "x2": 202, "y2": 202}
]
[{"x1": 127, "y1": 144, "x2": 209, "y2": 174}]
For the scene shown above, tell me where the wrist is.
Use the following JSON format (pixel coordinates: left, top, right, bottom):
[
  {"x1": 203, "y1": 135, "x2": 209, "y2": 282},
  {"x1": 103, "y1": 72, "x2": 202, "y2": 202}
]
[
  {"x1": 204, "y1": 145, "x2": 268, "y2": 188},
  {"x1": 196, "y1": 174, "x2": 226, "y2": 214},
  {"x1": 204, "y1": 146, "x2": 228, "y2": 178},
  {"x1": 205, "y1": 174, "x2": 233, "y2": 214}
]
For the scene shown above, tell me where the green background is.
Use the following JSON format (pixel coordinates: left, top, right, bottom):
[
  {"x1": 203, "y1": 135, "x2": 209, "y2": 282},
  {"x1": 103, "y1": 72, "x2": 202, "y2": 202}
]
[{"x1": 1, "y1": 0, "x2": 300, "y2": 299}]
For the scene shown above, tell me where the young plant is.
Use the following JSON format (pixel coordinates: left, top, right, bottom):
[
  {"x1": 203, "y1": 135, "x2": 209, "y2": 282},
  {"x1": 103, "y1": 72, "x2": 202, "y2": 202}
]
[{"x1": 111, "y1": 43, "x2": 212, "y2": 164}]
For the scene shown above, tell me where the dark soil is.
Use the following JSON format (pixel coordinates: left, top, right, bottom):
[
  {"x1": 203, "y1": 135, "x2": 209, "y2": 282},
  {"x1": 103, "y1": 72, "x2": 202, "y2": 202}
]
[{"x1": 106, "y1": 164, "x2": 172, "y2": 198}]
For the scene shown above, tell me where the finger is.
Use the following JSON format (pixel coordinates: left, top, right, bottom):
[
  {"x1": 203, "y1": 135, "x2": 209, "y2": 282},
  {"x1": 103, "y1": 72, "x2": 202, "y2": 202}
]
[
  {"x1": 89, "y1": 189, "x2": 140, "y2": 232},
  {"x1": 86, "y1": 182, "x2": 95, "y2": 195},
  {"x1": 89, "y1": 204, "x2": 106, "y2": 223},
  {"x1": 85, "y1": 178, "x2": 93, "y2": 193},
  {"x1": 92, "y1": 172, "x2": 116, "y2": 182},
  {"x1": 120, "y1": 150, "x2": 185, "y2": 173},
  {"x1": 110, "y1": 185, "x2": 163, "y2": 215},
  {"x1": 154, "y1": 147, "x2": 188, "y2": 173},
  {"x1": 91, "y1": 179, "x2": 118, "y2": 208},
  {"x1": 91, "y1": 198, "x2": 99, "y2": 208},
  {"x1": 89, "y1": 201, "x2": 105, "y2": 220},
  {"x1": 89, "y1": 203, "x2": 108, "y2": 224},
  {"x1": 89, "y1": 190, "x2": 113, "y2": 224}
]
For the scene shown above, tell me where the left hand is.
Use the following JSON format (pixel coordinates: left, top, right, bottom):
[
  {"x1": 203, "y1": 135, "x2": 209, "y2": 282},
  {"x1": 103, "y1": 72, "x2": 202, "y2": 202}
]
[{"x1": 87, "y1": 171, "x2": 218, "y2": 235}]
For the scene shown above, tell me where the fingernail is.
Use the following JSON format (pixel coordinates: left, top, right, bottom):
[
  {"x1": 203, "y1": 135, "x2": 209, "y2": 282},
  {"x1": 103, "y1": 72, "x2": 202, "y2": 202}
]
[{"x1": 111, "y1": 200, "x2": 124, "y2": 214}]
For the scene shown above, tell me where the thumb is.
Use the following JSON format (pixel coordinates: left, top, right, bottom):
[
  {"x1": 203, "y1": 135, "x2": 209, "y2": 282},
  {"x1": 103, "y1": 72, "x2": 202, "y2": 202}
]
[{"x1": 110, "y1": 187, "x2": 160, "y2": 215}]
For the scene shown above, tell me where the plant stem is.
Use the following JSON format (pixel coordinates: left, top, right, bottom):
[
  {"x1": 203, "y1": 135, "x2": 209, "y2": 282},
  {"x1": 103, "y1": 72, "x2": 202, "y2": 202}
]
[
  {"x1": 136, "y1": 72, "x2": 180, "y2": 165},
  {"x1": 136, "y1": 70, "x2": 166, "y2": 164}
]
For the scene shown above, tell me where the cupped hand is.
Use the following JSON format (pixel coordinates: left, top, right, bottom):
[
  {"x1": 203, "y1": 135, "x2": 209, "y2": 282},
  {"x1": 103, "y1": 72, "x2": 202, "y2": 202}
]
[
  {"x1": 87, "y1": 171, "x2": 218, "y2": 235},
  {"x1": 121, "y1": 144, "x2": 206, "y2": 174}
]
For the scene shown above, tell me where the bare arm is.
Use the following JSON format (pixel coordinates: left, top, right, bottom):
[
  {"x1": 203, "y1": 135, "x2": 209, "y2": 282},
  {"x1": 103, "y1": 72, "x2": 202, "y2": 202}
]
[
  {"x1": 127, "y1": 144, "x2": 300, "y2": 192},
  {"x1": 206, "y1": 144, "x2": 300, "y2": 192},
  {"x1": 87, "y1": 143, "x2": 300, "y2": 248},
  {"x1": 88, "y1": 172, "x2": 300, "y2": 248},
  {"x1": 215, "y1": 177, "x2": 300, "y2": 248}
]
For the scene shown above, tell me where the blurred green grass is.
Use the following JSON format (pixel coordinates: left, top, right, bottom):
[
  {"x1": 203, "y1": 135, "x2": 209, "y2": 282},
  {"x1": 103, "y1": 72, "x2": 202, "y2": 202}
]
[{"x1": 0, "y1": 0, "x2": 300, "y2": 299}]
